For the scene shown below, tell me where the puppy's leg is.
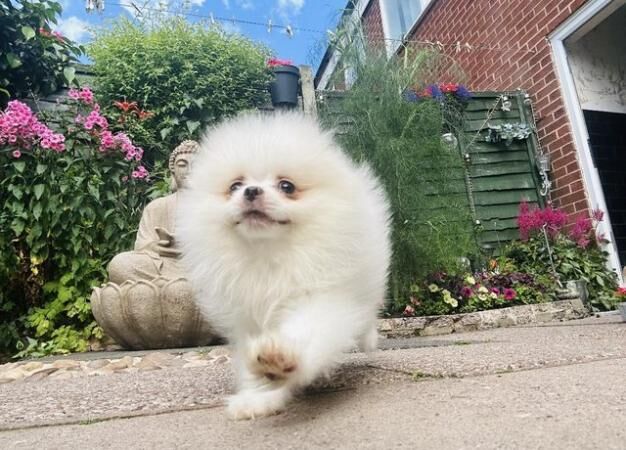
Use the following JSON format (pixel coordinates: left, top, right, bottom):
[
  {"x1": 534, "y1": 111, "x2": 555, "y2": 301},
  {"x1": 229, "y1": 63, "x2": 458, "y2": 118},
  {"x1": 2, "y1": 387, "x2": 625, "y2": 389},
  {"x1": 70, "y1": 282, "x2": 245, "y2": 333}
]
[
  {"x1": 279, "y1": 292, "x2": 375, "y2": 386},
  {"x1": 227, "y1": 336, "x2": 298, "y2": 420},
  {"x1": 358, "y1": 322, "x2": 379, "y2": 353}
]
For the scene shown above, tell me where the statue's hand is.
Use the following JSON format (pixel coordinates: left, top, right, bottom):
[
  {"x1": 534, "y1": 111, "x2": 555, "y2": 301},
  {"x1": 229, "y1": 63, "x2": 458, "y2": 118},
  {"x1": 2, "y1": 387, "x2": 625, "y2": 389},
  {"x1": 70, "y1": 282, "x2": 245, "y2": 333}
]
[
  {"x1": 155, "y1": 227, "x2": 175, "y2": 246},
  {"x1": 153, "y1": 227, "x2": 181, "y2": 258}
]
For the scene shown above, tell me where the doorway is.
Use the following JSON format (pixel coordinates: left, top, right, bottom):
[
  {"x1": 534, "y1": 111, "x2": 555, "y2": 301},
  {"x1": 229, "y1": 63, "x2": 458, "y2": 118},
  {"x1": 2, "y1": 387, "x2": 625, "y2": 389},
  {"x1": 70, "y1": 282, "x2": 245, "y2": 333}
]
[{"x1": 551, "y1": 0, "x2": 626, "y2": 281}]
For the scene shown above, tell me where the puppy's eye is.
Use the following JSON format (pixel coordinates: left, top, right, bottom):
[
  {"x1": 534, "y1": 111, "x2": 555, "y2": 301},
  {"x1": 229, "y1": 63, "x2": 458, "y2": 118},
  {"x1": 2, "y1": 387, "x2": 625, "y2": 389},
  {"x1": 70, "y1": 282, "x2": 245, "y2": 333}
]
[
  {"x1": 229, "y1": 181, "x2": 243, "y2": 193},
  {"x1": 278, "y1": 180, "x2": 295, "y2": 194}
]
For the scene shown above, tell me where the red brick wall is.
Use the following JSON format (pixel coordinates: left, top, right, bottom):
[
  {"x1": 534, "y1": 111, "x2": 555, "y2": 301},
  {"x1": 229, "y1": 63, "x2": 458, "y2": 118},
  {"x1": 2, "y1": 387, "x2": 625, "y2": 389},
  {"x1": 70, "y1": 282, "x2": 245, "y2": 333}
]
[
  {"x1": 361, "y1": 0, "x2": 385, "y2": 51},
  {"x1": 361, "y1": 0, "x2": 590, "y2": 219}
]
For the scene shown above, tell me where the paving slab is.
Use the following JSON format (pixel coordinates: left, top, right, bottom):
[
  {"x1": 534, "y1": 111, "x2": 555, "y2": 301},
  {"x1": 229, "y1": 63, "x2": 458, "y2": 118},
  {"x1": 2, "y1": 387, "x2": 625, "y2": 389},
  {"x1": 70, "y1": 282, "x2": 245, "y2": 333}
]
[
  {"x1": 1, "y1": 358, "x2": 625, "y2": 450},
  {"x1": 0, "y1": 315, "x2": 623, "y2": 434}
]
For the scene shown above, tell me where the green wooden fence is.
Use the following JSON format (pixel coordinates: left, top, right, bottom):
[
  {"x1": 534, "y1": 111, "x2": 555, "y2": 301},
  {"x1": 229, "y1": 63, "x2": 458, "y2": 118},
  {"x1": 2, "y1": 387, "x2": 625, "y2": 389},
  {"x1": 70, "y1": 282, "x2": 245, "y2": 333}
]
[
  {"x1": 461, "y1": 91, "x2": 544, "y2": 253},
  {"x1": 318, "y1": 89, "x2": 545, "y2": 254}
]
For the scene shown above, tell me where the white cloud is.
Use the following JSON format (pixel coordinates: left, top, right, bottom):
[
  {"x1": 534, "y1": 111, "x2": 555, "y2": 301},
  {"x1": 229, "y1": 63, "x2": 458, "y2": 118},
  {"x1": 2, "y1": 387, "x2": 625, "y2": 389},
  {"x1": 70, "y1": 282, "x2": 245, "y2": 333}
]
[
  {"x1": 277, "y1": 0, "x2": 304, "y2": 15},
  {"x1": 221, "y1": 0, "x2": 230, "y2": 8},
  {"x1": 236, "y1": 0, "x2": 254, "y2": 10},
  {"x1": 55, "y1": 16, "x2": 91, "y2": 42}
]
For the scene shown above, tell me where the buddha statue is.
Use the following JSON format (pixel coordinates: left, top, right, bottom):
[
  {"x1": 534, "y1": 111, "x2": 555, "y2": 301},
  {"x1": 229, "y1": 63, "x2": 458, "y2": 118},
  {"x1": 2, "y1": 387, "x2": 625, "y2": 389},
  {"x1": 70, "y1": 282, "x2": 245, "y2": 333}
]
[{"x1": 90, "y1": 140, "x2": 218, "y2": 350}]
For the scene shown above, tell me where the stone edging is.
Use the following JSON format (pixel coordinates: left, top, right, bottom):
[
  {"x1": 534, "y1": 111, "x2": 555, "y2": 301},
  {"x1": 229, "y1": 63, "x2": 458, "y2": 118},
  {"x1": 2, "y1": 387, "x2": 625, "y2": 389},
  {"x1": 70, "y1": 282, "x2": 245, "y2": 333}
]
[
  {"x1": 377, "y1": 299, "x2": 589, "y2": 339},
  {"x1": 0, "y1": 348, "x2": 231, "y2": 385}
]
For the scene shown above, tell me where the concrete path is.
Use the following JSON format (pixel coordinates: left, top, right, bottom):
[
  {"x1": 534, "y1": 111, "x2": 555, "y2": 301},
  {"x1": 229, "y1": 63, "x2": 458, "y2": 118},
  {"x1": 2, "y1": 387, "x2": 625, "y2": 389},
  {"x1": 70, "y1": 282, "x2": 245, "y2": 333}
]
[{"x1": 1, "y1": 315, "x2": 624, "y2": 449}]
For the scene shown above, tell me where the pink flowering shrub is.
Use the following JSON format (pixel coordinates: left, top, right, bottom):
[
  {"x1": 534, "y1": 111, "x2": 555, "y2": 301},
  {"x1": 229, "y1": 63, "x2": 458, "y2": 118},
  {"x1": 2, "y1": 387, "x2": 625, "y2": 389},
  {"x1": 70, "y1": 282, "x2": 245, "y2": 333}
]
[
  {"x1": 503, "y1": 201, "x2": 620, "y2": 311},
  {"x1": 0, "y1": 92, "x2": 153, "y2": 357}
]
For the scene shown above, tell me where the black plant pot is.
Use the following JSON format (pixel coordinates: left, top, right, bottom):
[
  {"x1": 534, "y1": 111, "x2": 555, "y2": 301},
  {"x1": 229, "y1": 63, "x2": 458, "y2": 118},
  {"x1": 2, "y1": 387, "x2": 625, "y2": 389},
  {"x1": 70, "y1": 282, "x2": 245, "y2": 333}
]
[{"x1": 269, "y1": 65, "x2": 300, "y2": 109}]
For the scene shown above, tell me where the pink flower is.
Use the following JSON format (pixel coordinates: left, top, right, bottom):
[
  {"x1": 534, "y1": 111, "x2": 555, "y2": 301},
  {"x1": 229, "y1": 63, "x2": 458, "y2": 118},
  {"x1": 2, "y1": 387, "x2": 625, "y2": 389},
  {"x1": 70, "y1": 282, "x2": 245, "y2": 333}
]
[
  {"x1": 410, "y1": 296, "x2": 421, "y2": 306},
  {"x1": 503, "y1": 288, "x2": 517, "y2": 301},
  {"x1": 616, "y1": 287, "x2": 626, "y2": 298},
  {"x1": 131, "y1": 165, "x2": 149, "y2": 180},
  {"x1": 517, "y1": 201, "x2": 567, "y2": 240},
  {"x1": 403, "y1": 305, "x2": 415, "y2": 316},
  {"x1": 592, "y1": 209, "x2": 604, "y2": 222},
  {"x1": 68, "y1": 87, "x2": 94, "y2": 105},
  {"x1": 0, "y1": 100, "x2": 65, "y2": 152},
  {"x1": 490, "y1": 288, "x2": 500, "y2": 295},
  {"x1": 267, "y1": 57, "x2": 294, "y2": 67},
  {"x1": 12, "y1": 150, "x2": 21, "y2": 158},
  {"x1": 460, "y1": 286, "x2": 473, "y2": 298}
]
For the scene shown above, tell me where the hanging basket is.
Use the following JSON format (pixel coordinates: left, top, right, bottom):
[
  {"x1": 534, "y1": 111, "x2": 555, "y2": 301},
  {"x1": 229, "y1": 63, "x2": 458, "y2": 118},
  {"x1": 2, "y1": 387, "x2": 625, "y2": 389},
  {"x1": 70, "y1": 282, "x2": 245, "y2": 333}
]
[{"x1": 269, "y1": 64, "x2": 300, "y2": 109}]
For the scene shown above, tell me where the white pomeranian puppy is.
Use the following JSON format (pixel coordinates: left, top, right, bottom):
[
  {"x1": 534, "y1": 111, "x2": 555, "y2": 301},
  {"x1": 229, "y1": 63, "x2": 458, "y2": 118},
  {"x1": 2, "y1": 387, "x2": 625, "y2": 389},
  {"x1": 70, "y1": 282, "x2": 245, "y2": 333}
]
[{"x1": 176, "y1": 112, "x2": 391, "y2": 420}]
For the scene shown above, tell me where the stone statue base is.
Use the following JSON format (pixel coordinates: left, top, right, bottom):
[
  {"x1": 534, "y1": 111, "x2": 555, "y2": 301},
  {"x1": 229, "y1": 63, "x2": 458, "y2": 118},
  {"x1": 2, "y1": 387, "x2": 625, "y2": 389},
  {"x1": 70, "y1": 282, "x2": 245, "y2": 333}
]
[{"x1": 90, "y1": 277, "x2": 219, "y2": 350}]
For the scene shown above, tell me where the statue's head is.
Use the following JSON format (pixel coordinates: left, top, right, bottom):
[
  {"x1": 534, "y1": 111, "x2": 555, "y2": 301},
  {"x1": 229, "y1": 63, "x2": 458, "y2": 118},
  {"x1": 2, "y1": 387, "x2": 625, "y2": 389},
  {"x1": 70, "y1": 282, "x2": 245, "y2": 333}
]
[{"x1": 169, "y1": 140, "x2": 200, "y2": 191}]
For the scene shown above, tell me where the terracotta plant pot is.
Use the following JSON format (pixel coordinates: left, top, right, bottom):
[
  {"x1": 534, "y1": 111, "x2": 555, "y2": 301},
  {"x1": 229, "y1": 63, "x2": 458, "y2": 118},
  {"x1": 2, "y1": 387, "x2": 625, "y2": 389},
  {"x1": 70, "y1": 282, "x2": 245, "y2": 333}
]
[{"x1": 269, "y1": 64, "x2": 300, "y2": 108}]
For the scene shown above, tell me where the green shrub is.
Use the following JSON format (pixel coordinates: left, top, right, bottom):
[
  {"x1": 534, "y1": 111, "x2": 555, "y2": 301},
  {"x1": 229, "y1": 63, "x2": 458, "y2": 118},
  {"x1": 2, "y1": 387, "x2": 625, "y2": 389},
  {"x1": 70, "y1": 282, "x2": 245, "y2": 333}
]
[
  {"x1": 320, "y1": 50, "x2": 478, "y2": 311},
  {"x1": 0, "y1": 0, "x2": 83, "y2": 106},
  {"x1": 0, "y1": 92, "x2": 151, "y2": 358},
  {"x1": 88, "y1": 17, "x2": 272, "y2": 161}
]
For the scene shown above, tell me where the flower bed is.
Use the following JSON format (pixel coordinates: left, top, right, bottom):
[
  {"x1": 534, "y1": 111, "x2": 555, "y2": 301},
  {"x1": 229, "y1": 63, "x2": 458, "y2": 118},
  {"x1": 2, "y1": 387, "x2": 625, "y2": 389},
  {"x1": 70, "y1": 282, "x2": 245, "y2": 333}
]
[{"x1": 0, "y1": 89, "x2": 152, "y2": 358}]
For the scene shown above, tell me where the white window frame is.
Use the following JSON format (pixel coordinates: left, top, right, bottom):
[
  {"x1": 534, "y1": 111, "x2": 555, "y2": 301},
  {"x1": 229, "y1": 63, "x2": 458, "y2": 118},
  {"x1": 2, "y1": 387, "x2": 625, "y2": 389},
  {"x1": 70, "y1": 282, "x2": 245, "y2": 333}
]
[
  {"x1": 379, "y1": 0, "x2": 433, "y2": 56},
  {"x1": 550, "y1": 0, "x2": 625, "y2": 282}
]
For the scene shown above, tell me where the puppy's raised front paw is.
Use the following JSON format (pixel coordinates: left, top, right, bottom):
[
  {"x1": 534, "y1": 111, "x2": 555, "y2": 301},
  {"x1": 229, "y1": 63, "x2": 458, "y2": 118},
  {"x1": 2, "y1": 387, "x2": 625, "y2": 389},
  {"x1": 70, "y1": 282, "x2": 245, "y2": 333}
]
[
  {"x1": 227, "y1": 390, "x2": 288, "y2": 420},
  {"x1": 248, "y1": 335, "x2": 298, "y2": 382}
]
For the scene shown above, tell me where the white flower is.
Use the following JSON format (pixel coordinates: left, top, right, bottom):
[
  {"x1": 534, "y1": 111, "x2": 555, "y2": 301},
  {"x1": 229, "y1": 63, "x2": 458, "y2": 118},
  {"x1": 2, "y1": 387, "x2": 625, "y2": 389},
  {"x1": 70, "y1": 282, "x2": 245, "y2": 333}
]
[
  {"x1": 428, "y1": 283, "x2": 440, "y2": 293},
  {"x1": 464, "y1": 275, "x2": 476, "y2": 285},
  {"x1": 478, "y1": 285, "x2": 489, "y2": 294},
  {"x1": 442, "y1": 289, "x2": 458, "y2": 307}
]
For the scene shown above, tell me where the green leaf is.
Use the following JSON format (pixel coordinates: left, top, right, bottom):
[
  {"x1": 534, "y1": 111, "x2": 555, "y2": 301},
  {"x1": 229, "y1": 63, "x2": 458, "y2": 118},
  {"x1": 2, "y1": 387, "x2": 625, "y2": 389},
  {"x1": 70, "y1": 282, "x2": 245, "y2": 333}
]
[
  {"x1": 11, "y1": 220, "x2": 25, "y2": 236},
  {"x1": 34, "y1": 184, "x2": 45, "y2": 200},
  {"x1": 160, "y1": 127, "x2": 172, "y2": 140},
  {"x1": 6, "y1": 53, "x2": 22, "y2": 69},
  {"x1": 63, "y1": 66, "x2": 76, "y2": 85},
  {"x1": 33, "y1": 203, "x2": 43, "y2": 220},
  {"x1": 21, "y1": 26, "x2": 36, "y2": 40},
  {"x1": 36, "y1": 163, "x2": 48, "y2": 175},
  {"x1": 13, "y1": 161, "x2": 26, "y2": 173},
  {"x1": 186, "y1": 120, "x2": 201, "y2": 134}
]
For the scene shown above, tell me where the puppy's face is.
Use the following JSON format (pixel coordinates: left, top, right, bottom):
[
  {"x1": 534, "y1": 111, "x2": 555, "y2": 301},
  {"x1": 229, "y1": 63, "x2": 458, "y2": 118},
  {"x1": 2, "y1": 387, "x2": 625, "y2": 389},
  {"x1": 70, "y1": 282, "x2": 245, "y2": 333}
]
[
  {"x1": 225, "y1": 174, "x2": 301, "y2": 240},
  {"x1": 184, "y1": 112, "x2": 357, "y2": 244}
]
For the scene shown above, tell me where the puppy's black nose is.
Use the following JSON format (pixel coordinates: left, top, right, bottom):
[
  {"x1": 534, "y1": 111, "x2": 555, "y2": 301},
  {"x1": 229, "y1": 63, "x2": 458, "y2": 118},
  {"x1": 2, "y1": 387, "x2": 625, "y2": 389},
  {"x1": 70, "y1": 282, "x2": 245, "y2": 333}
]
[{"x1": 244, "y1": 186, "x2": 263, "y2": 201}]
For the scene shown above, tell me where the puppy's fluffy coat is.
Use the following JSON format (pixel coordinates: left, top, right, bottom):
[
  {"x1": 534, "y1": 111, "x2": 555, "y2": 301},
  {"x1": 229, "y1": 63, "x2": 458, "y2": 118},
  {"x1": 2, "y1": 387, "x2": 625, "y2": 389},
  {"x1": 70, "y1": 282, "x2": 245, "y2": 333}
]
[{"x1": 177, "y1": 112, "x2": 391, "y2": 419}]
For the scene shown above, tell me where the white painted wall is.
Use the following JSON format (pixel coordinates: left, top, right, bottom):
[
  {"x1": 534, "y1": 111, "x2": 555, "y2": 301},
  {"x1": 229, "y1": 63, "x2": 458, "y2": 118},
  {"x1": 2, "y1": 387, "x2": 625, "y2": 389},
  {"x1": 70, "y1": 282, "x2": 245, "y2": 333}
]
[{"x1": 565, "y1": 5, "x2": 626, "y2": 114}]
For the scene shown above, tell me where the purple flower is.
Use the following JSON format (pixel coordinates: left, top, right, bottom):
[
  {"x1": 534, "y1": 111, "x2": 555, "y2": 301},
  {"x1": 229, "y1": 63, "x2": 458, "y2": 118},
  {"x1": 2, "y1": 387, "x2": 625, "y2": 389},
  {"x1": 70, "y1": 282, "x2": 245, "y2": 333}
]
[
  {"x1": 455, "y1": 85, "x2": 472, "y2": 101},
  {"x1": 460, "y1": 286, "x2": 473, "y2": 298},
  {"x1": 428, "y1": 84, "x2": 444, "y2": 101},
  {"x1": 503, "y1": 288, "x2": 517, "y2": 301},
  {"x1": 402, "y1": 89, "x2": 419, "y2": 103}
]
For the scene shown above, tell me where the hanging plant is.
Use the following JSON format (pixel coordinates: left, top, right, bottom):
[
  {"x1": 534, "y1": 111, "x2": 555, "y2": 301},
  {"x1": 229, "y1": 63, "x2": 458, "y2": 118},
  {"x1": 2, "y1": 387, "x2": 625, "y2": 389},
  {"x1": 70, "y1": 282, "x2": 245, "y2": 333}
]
[
  {"x1": 267, "y1": 57, "x2": 300, "y2": 109},
  {"x1": 485, "y1": 123, "x2": 532, "y2": 146}
]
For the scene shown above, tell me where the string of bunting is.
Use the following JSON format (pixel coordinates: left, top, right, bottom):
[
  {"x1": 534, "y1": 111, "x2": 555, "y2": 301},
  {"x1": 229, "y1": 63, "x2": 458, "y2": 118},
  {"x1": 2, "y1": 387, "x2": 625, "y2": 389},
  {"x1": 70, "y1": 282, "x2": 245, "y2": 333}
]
[
  {"x1": 99, "y1": 1, "x2": 315, "y2": 37},
  {"x1": 91, "y1": 1, "x2": 537, "y2": 53}
]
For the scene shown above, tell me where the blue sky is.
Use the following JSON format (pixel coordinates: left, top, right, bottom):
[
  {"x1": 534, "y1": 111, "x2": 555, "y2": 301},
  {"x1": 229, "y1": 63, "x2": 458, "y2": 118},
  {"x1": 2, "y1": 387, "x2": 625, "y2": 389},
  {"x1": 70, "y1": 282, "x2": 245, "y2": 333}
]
[{"x1": 55, "y1": 0, "x2": 347, "y2": 69}]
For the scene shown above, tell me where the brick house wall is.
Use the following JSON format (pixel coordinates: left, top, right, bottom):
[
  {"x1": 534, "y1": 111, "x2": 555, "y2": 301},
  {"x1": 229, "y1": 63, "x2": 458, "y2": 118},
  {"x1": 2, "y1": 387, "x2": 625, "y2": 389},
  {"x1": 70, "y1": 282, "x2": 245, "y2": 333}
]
[
  {"x1": 360, "y1": 0, "x2": 591, "y2": 221},
  {"x1": 361, "y1": 0, "x2": 385, "y2": 48}
]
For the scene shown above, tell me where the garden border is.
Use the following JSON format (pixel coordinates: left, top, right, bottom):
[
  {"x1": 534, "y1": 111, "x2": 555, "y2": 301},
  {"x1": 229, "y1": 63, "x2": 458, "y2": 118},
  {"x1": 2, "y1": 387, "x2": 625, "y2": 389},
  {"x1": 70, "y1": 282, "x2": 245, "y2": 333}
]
[{"x1": 377, "y1": 299, "x2": 588, "y2": 338}]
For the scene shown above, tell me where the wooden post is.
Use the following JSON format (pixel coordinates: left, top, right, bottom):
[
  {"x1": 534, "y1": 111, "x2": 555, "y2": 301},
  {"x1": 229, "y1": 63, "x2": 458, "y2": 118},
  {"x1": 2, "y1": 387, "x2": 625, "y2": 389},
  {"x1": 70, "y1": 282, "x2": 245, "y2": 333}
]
[{"x1": 299, "y1": 65, "x2": 318, "y2": 118}]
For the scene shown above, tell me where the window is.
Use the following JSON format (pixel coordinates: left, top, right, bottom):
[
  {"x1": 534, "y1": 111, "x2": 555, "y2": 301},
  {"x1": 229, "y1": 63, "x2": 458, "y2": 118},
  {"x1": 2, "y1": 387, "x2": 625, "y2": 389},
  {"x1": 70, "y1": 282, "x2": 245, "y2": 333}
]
[{"x1": 380, "y1": 0, "x2": 433, "y2": 53}]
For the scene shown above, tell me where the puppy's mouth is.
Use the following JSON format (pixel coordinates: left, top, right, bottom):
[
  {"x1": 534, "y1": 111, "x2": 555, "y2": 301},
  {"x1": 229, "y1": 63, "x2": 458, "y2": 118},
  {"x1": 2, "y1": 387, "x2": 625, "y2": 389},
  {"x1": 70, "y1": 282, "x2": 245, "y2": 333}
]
[{"x1": 235, "y1": 209, "x2": 290, "y2": 226}]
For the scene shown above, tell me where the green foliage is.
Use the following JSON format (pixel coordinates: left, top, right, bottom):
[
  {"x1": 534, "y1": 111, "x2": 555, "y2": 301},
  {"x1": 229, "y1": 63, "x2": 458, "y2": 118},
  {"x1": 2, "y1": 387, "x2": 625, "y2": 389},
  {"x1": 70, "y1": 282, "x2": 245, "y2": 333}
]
[
  {"x1": 503, "y1": 236, "x2": 619, "y2": 311},
  {"x1": 320, "y1": 50, "x2": 478, "y2": 310},
  {"x1": 88, "y1": 17, "x2": 272, "y2": 160},
  {"x1": 0, "y1": 0, "x2": 83, "y2": 105},
  {"x1": 0, "y1": 99, "x2": 150, "y2": 359}
]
